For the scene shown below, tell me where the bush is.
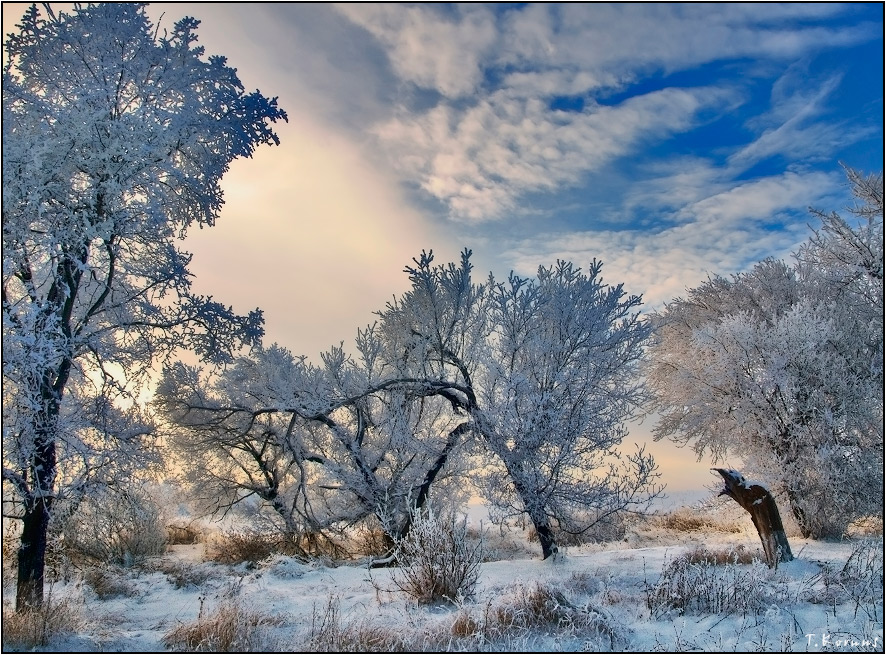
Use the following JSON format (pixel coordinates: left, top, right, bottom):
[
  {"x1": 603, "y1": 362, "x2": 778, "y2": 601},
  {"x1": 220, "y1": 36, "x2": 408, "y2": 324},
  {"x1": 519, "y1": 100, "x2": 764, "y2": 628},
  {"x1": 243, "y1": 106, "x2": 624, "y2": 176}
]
[
  {"x1": 61, "y1": 486, "x2": 167, "y2": 567},
  {"x1": 803, "y1": 540, "x2": 884, "y2": 613},
  {"x1": 204, "y1": 530, "x2": 279, "y2": 565},
  {"x1": 645, "y1": 552, "x2": 771, "y2": 617},
  {"x1": 83, "y1": 566, "x2": 137, "y2": 599},
  {"x1": 167, "y1": 522, "x2": 202, "y2": 545},
  {"x1": 1, "y1": 592, "x2": 82, "y2": 650},
  {"x1": 162, "y1": 597, "x2": 282, "y2": 652},
  {"x1": 386, "y1": 508, "x2": 483, "y2": 605},
  {"x1": 205, "y1": 528, "x2": 344, "y2": 565}
]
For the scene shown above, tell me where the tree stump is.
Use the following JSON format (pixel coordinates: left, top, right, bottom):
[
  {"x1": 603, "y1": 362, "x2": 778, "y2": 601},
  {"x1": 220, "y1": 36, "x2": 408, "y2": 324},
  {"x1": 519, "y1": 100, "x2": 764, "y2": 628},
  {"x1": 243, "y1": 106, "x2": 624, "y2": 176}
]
[{"x1": 712, "y1": 468, "x2": 793, "y2": 568}]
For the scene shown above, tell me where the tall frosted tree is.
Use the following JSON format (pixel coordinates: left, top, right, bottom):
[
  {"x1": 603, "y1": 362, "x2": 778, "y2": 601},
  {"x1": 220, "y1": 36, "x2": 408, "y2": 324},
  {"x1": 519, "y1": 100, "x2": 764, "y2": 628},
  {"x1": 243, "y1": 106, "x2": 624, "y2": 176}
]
[
  {"x1": 2, "y1": 3, "x2": 286, "y2": 609},
  {"x1": 647, "y1": 169, "x2": 883, "y2": 538},
  {"x1": 478, "y1": 261, "x2": 659, "y2": 559}
]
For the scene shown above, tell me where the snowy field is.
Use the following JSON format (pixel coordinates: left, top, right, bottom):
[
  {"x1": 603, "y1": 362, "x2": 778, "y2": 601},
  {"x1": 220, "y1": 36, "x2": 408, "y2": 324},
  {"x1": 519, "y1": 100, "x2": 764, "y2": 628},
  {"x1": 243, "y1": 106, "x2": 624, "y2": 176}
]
[{"x1": 2, "y1": 498, "x2": 882, "y2": 653}]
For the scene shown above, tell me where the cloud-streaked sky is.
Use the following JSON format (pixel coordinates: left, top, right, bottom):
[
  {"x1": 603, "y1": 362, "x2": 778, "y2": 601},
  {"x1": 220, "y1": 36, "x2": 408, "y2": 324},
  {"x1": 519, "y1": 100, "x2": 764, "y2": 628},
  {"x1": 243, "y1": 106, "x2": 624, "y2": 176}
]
[{"x1": 4, "y1": 3, "x2": 882, "y2": 492}]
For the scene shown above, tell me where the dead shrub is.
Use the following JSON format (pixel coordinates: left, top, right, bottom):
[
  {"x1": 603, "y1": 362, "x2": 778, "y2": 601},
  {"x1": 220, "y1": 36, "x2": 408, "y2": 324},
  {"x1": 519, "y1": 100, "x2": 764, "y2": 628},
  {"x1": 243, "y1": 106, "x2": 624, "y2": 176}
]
[
  {"x1": 1, "y1": 592, "x2": 82, "y2": 650},
  {"x1": 293, "y1": 529, "x2": 349, "y2": 561},
  {"x1": 205, "y1": 529, "x2": 343, "y2": 566},
  {"x1": 162, "y1": 597, "x2": 282, "y2": 652},
  {"x1": 351, "y1": 524, "x2": 395, "y2": 559},
  {"x1": 61, "y1": 487, "x2": 167, "y2": 567},
  {"x1": 385, "y1": 508, "x2": 483, "y2": 605},
  {"x1": 83, "y1": 566, "x2": 137, "y2": 599},
  {"x1": 645, "y1": 553, "x2": 771, "y2": 617},
  {"x1": 167, "y1": 522, "x2": 202, "y2": 545},
  {"x1": 204, "y1": 530, "x2": 280, "y2": 565}
]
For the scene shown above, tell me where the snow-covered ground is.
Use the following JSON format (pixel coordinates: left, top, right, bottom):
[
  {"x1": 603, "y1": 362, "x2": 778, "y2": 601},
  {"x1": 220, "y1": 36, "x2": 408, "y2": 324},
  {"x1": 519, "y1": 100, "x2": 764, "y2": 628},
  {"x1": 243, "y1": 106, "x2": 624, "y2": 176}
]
[{"x1": 3, "y1": 499, "x2": 882, "y2": 653}]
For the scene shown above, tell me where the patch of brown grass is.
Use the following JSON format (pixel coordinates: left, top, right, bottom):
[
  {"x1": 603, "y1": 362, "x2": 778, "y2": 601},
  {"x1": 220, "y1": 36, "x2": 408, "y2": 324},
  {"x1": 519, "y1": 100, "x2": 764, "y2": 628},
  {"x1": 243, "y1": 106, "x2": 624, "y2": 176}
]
[
  {"x1": 655, "y1": 507, "x2": 743, "y2": 534},
  {"x1": 1, "y1": 593, "x2": 83, "y2": 650},
  {"x1": 684, "y1": 544, "x2": 759, "y2": 565},
  {"x1": 83, "y1": 566, "x2": 138, "y2": 599},
  {"x1": 162, "y1": 598, "x2": 283, "y2": 652}
]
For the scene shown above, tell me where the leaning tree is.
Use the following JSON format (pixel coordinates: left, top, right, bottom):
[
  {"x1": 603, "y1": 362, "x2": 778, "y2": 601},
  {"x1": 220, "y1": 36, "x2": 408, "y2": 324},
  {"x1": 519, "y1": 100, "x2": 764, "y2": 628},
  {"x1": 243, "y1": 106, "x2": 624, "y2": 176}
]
[{"x1": 2, "y1": 3, "x2": 286, "y2": 609}]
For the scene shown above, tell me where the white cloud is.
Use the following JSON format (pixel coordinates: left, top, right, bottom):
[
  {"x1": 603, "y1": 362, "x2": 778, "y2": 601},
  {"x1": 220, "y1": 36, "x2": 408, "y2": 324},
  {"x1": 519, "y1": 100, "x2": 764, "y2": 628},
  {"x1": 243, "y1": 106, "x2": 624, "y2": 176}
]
[
  {"x1": 376, "y1": 86, "x2": 736, "y2": 223},
  {"x1": 331, "y1": 3, "x2": 876, "y2": 223},
  {"x1": 337, "y1": 4, "x2": 498, "y2": 98},
  {"x1": 500, "y1": 171, "x2": 845, "y2": 307}
]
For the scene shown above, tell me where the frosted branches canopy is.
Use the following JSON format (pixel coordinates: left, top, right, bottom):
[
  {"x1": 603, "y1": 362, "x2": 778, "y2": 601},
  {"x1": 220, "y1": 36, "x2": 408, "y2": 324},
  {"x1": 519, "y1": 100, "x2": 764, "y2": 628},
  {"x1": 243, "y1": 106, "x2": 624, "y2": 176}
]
[{"x1": 2, "y1": 3, "x2": 286, "y2": 609}]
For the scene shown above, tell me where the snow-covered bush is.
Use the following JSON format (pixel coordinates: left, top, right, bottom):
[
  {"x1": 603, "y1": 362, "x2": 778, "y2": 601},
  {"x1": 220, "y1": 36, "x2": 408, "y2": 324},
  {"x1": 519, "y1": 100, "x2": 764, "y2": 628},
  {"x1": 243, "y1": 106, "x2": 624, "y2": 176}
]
[
  {"x1": 645, "y1": 552, "x2": 773, "y2": 617},
  {"x1": 387, "y1": 508, "x2": 483, "y2": 604},
  {"x1": 60, "y1": 487, "x2": 166, "y2": 567}
]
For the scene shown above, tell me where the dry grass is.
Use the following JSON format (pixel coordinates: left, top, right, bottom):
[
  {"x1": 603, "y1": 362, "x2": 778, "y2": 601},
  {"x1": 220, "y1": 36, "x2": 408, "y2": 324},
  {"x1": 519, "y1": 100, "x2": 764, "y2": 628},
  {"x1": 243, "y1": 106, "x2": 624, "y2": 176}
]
[
  {"x1": 1, "y1": 592, "x2": 83, "y2": 650},
  {"x1": 162, "y1": 597, "x2": 283, "y2": 652},
  {"x1": 654, "y1": 507, "x2": 743, "y2": 534},
  {"x1": 684, "y1": 544, "x2": 759, "y2": 565},
  {"x1": 645, "y1": 552, "x2": 772, "y2": 618},
  {"x1": 303, "y1": 582, "x2": 625, "y2": 652},
  {"x1": 152, "y1": 559, "x2": 218, "y2": 589},
  {"x1": 305, "y1": 595, "x2": 408, "y2": 652},
  {"x1": 83, "y1": 565, "x2": 138, "y2": 599}
]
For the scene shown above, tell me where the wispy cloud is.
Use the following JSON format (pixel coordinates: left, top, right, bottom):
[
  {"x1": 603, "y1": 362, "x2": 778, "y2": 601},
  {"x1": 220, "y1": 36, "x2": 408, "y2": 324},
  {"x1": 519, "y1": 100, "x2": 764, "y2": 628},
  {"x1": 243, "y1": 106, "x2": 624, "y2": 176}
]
[
  {"x1": 375, "y1": 86, "x2": 736, "y2": 222},
  {"x1": 502, "y1": 170, "x2": 845, "y2": 307},
  {"x1": 333, "y1": 3, "x2": 877, "y2": 223},
  {"x1": 728, "y1": 68, "x2": 876, "y2": 172}
]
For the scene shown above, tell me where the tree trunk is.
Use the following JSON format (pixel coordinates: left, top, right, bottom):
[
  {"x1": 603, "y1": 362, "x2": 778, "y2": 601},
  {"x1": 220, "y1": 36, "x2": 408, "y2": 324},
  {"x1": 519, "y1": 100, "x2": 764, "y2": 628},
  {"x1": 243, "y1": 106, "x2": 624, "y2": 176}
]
[
  {"x1": 511, "y1": 478, "x2": 558, "y2": 559},
  {"x1": 16, "y1": 496, "x2": 52, "y2": 610},
  {"x1": 712, "y1": 468, "x2": 793, "y2": 568},
  {"x1": 531, "y1": 514, "x2": 559, "y2": 560},
  {"x1": 370, "y1": 423, "x2": 468, "y2": 569},
  {"x1": 16, "y1": 386, "x2": 61, "y2": 611}
]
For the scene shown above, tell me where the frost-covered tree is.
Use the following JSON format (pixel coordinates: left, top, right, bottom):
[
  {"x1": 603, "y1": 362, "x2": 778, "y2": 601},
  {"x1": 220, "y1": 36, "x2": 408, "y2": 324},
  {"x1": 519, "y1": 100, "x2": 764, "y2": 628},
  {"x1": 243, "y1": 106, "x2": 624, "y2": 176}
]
[
  {"x1": 477, "y1": 261, "x2": 660, "y2": 559},
  {"x1": 157, "y1": 337, "x2": 472, "y2": 553},
  {"x1": 160, "y1": 250, "x2": 657, "y2": 560},
  {"x1": 2, "y1": 4, "x2": 286, "y2": 609},
  {"x1": 647, "y1": 169, "x2": 884, "y2": 538},
  {"x1": 378, "y1": 252, "x2": 659, "y2": 559}
]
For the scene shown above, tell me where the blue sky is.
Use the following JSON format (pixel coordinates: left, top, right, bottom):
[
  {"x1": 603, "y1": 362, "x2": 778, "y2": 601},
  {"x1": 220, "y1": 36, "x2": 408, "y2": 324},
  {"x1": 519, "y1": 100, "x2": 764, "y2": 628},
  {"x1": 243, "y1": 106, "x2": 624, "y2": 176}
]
[
  {"x1": 143, "y1": 2, "x2": 882, "y2": 349},
  {"x1": 4, "y1": 2, "x2": 882, "y2": 491}
]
